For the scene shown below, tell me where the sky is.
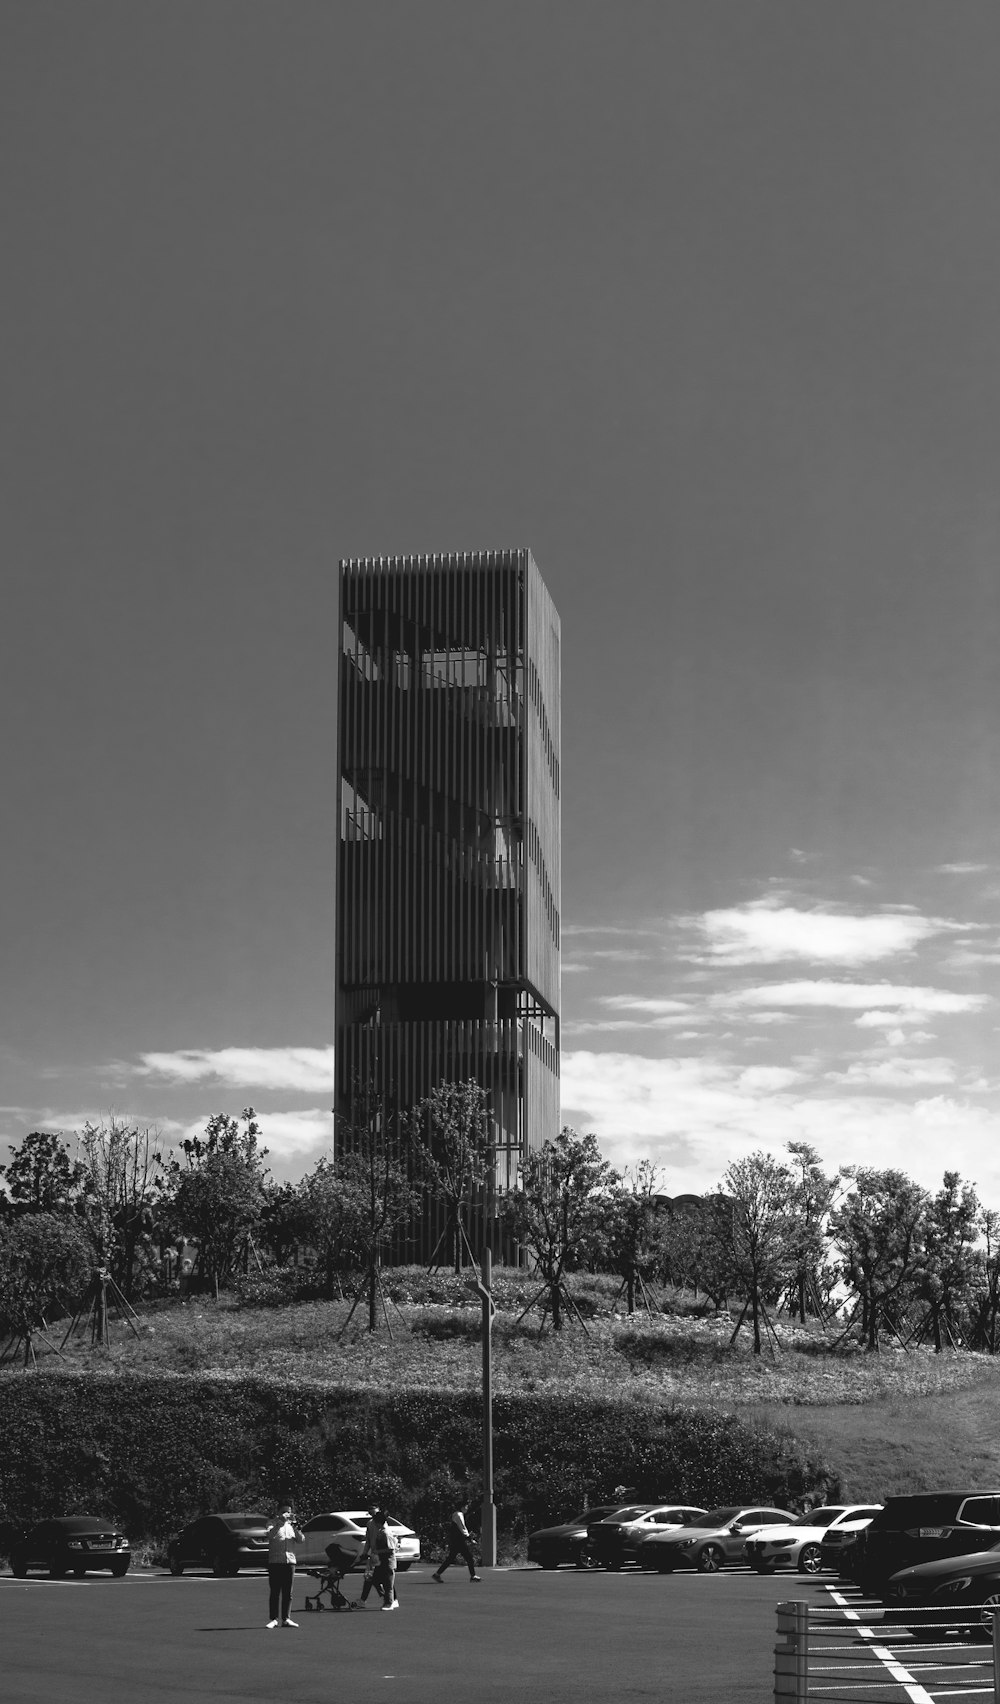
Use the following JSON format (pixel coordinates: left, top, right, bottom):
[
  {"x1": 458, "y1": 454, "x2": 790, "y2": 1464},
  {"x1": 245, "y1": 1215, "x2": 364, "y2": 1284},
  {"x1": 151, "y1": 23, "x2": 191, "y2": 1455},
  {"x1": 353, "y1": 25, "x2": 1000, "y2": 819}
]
[{"x1": 3, "y1": 3, "x2": 1000, "y2": 1205}]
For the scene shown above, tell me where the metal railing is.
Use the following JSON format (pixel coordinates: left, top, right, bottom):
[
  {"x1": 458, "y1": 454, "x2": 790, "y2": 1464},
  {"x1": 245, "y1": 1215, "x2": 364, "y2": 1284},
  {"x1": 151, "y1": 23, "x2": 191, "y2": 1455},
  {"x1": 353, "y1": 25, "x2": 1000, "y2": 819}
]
[{"x1": 775, "y1": 1596, "x2": 1000, "y2": 1703}]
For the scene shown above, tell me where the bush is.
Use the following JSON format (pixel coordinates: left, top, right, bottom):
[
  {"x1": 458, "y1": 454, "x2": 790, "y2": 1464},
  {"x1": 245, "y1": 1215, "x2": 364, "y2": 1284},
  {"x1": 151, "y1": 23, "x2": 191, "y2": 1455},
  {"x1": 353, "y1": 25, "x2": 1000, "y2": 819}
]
[{"x1": 0, "y1": 1371, "x2": 836, "y2": 1552}]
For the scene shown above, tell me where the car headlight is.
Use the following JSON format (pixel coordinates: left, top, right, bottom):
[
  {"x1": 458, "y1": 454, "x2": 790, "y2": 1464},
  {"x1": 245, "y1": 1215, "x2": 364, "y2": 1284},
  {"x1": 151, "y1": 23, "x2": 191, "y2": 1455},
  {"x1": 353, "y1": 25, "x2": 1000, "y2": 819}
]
[
  {"x1": 935, "y1": 1577, "x2": 973, "y2": 1596},
  {"x1": 770, "y1": 1540, "x2": 794, "y2": 1549},
  {"x1": 677, "y1": 1538, "x2": 695, "y2": 1549}
]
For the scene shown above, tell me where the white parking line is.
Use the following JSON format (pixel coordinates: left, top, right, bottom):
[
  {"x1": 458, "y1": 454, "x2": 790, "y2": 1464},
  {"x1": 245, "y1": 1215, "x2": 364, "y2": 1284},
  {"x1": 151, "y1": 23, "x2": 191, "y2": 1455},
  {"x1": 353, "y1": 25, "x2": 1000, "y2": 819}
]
[{"x1": 827, "y1": 1585, "x2": 936, "y2": 1704}]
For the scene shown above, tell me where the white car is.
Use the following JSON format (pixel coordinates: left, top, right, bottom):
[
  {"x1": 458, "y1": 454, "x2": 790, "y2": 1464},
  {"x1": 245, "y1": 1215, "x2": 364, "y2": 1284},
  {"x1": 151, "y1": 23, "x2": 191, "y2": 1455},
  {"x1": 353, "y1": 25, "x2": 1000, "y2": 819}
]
[
  {"x1": 297, "y1": 1510, "x2": 420, "y2": 1572},
  {"x1": 744, "y1": 1505, "x2": 883, "y2": 1575}
]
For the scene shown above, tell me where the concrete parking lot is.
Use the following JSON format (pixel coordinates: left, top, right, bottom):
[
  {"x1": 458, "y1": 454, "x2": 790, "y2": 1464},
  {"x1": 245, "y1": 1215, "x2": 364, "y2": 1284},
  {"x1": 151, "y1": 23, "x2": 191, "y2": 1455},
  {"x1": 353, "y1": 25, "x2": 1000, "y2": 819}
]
[{"x1": 1, "y1": 1563, "x2": 805, "y2": 1704}]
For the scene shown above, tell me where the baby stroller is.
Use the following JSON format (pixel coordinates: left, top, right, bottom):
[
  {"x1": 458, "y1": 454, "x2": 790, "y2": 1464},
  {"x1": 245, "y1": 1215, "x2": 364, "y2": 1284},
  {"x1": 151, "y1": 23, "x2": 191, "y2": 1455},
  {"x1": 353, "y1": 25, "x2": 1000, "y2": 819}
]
[{"x1": 302, "y1": 1540, "x2": 358, "y2": 1612}]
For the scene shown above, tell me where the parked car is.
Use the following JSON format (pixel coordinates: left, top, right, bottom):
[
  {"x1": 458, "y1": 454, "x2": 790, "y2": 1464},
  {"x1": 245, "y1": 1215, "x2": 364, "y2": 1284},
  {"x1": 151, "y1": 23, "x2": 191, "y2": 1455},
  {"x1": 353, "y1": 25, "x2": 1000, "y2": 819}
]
[
  {"x1": 527, "y1": 1506, "x2": 622, "y2": 1570},
  {"x1": 745, "y1": 1506, "x2": 883, "y2": 1575},
  {"x1": 883, "y1": 1546, "x2": 1000, "y2": 1640},
  {"x1": 587, "y1": 1505, "x2": 709, "y2": 1570},
  {"x1": 167, "y1": 1513, "x2": 271, "y2": 1575},
  {"x1": 819, "y1": 1507, "x2": 882, "y2": 1576},
  {"x1": 850, "y1": 1492, "x2": 1000, "y2": 1597},
  {"x1": 635, "y1": 1505, "x2": 790, "y2": 1573},
  {"x1": 10, "y1": 1516, "x2": 131, "y2": 1578},
  {"x1": 297, "y1": 1511, "x2": 420, "y2": 1572}
]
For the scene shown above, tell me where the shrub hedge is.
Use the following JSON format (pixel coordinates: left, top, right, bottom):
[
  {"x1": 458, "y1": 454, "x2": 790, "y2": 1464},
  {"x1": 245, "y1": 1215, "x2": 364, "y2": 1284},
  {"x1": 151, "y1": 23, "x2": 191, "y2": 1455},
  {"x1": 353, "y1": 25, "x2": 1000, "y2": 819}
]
[{"x1": 0, "y1": 1371, "x2": 836, "y2": 1555}]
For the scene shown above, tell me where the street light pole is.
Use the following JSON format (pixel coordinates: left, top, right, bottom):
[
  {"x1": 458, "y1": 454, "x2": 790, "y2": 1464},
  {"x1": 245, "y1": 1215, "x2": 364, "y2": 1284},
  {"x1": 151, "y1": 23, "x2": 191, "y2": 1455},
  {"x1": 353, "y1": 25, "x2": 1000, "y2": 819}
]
[{"x1": 472, "y1": 1244, "x2": 497, "y2": 1566}]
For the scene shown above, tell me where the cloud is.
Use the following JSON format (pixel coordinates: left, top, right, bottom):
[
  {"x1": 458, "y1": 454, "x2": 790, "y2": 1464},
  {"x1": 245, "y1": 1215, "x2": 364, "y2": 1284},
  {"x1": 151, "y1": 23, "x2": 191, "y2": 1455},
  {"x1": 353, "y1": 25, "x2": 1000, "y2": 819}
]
[
  {"x1": 559, "y1": 1050, "x2": 1000, "y2": 1196},
  {"x1": 737, "y1": 1066, "x2": 801, "y2": 1092},
  {"x1": 722, "y1": 982, "x2": 988, "y2": 1018},
  {"x1": 827, "y1": 1058, "x2": 957, "y2": 1089},
  {"x1": 162, "y1": 1107, "x2": 333, "y2": 1158},
  {"x1": 561, "y1": 924, "x2": 659, "y2": 939},
  {"x1": 937, "y1": 863, "x2": 990, "y2": 875},
  {"x1": 137, "y1": 1047, "x2": 336, "y2": 1095},
  {"x1": 686, "y1": 899, "x2": 954, "y2": 967},
  {"x1": 599, "y1": 997, "x2": 691, "y2": 1015}
]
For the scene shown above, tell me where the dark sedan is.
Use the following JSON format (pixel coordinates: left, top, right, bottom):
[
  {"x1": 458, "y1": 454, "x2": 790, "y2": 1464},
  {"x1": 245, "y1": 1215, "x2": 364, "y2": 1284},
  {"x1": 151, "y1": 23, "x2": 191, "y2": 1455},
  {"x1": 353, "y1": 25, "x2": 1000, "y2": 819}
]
[
  {"x1": 10, "y1": 1517, "x2": 131, "y2": 1578},
  {"x1": 588, "y1": 1506, "x2": 710, "y2": 1570},
  {"x1": 883, "y1": 1548, "x2": 1000, "y2": 1641},
  {"x1": 167, "y1": 1512, "x2": 271, "y2": 1575},
  {"x1": 528, "y1": 1506, "x2": 622, "y2": 1570}
]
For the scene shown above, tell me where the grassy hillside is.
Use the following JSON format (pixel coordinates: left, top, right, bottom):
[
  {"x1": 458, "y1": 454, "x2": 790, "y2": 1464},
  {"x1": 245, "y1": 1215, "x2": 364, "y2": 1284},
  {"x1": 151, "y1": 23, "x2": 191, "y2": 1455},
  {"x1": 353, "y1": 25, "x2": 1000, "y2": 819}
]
[{"x1": 10, "y1": 1268, "x2": 1000, "y2": 1506}]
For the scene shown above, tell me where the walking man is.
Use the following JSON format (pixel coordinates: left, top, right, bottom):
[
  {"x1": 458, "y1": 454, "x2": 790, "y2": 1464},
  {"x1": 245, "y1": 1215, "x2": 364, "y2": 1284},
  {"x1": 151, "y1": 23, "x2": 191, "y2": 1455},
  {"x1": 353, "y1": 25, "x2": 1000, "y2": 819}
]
[
  {"x1": 372, "y1": 1509, "x2": 400, "y2": 1611},
  {"x1": 266, "y1": 1504, "x2": 304, "y2": 1628},
  {"x1": 432, "y1": 1502, "x2": 481, "y2": 1582}
]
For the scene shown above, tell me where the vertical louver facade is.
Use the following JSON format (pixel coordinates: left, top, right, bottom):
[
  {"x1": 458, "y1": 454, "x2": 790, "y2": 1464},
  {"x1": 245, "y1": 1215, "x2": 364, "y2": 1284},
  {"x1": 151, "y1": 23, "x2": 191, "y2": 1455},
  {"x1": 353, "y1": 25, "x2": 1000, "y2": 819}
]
[{"x1": 335, "y1": 549, "x2": 560, "y2": 1259}]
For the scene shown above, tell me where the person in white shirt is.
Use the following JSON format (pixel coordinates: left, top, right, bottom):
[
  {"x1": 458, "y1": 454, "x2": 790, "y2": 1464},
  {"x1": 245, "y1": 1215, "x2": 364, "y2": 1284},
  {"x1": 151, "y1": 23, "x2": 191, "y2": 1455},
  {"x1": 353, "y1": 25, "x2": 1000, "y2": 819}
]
[
  {"x1": 431, "y1": 1503, "x2": 481, "y2": 1583},
  {"x1": 371, "y1": 1509, "x2": 400, "y2": 1611},
  {"x1": 266, "y1": 1505, "x2": 304, "y2": 1628}
]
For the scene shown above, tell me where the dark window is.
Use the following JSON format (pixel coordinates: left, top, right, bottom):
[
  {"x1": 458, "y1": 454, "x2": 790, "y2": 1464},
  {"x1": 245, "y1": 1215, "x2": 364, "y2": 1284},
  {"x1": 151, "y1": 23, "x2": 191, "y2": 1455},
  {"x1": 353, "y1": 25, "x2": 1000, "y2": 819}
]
[{"x1": 959, "y1": 1498, "x2": 1000, "y2": 1526}]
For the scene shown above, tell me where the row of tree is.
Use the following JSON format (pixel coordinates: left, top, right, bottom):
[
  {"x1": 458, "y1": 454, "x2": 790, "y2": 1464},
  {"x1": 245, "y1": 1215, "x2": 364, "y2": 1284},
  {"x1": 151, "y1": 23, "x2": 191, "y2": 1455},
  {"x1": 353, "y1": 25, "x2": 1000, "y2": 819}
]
[{"x1": 2, "y1": 1096, "x2": 998, "y2": 1356}]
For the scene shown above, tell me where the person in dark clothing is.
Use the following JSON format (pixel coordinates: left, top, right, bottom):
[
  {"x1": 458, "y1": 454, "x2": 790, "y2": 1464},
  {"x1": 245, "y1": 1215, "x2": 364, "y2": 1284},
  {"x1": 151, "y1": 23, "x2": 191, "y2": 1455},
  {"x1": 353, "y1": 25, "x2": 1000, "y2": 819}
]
[
  {"x1": 431, "y1": 1504, "x2": 481, "y2": 1582},
  {"x1": 266, "y1": 1505, "x2": 304, "y2": 1628}
]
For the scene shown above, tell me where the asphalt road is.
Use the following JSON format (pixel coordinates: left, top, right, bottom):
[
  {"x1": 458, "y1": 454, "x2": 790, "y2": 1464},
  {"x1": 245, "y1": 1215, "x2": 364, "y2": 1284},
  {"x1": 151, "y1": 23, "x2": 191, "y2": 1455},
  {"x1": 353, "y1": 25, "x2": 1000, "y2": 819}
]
[{"x1": 1, "y1": 1563, "x2": 829, "y2": 1704}]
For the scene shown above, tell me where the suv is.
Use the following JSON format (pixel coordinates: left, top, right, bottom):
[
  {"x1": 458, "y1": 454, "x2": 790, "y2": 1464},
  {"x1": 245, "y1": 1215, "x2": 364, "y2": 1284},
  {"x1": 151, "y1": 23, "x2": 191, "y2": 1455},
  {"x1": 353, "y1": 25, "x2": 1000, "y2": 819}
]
[{"x1": 851, "y1": 1493, "x2": 1000, "y2": 1597}]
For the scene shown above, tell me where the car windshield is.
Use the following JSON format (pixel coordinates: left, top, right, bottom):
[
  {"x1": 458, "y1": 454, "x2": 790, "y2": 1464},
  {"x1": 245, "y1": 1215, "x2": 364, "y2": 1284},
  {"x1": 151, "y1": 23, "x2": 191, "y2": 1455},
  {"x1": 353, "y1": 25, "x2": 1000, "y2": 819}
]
[
  {"x1": 793, "y1": 1508, "x2": 845, "y2": 1529},
  {"x1": 607, "y1": 1507, "x2": 648, "y2": 1522},
  {"x1": 222, "y1": 1518, "x2": 268, "y2": 1531},
  {"x1": 702, "y1": 1508, "x2": 742, "y2": 1525}
]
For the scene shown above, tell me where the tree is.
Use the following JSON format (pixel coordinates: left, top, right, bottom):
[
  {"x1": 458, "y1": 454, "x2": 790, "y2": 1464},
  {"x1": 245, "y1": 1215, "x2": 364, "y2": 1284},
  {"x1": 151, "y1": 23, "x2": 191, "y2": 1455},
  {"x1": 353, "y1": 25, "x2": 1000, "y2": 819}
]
[
  {"x1": 717, "y1": 1152, "x2": 798, "y2": 1355},
  {"x1": 912, "y1": 1172, "x2": 980, "y2": 1351},
  {"x1": 784, "y1": 1141, "x2": 839, "y2": 1325},
  {"x1": 260, "y1": 1180, "x2": 313, "y2": 1269},
  {"x1": 0, "y1": 1212, "x2": 93, "y2": 1347},
  {"x1": 970, "y1": 1208, "x2": 1000, "y2": 1353},
  {"x1": 828, "y1": 1167, "x2": 927, "y2": 1351},
  {"x1": 509, "y1": 1128, "x2": 614, "y2": 1331},
  {"x1": 160, "y1": 1109, "x2": 269, "y2": 1298},
  {"x1": 297, "y1": 1158, "x2": 357, "y2": 1298},
  {"x1": 604, "y1": 1161, "x2": 669, "y2": 1314},
  {"x1": 659, "y1": 1197, "x2": 732, "y2": 1309},
  {"x1": 335, "y1": 1084, "x2": 422, "y2": 1332},
  {"x1": 0, "y1": 1131, "x2": 85, "y2": 1216},
  {"x1": 76, "y1": 1118, "x2": 163, "y2": 1299},
  {"x1": 405, "y1": 1080, "x2": 494, "y2": 1273}
]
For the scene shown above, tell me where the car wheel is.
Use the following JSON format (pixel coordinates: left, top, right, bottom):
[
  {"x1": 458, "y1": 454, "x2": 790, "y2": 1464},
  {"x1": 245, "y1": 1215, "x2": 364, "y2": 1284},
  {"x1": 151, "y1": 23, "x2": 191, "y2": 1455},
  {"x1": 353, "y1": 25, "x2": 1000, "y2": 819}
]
[
  {"x1": 73, "y1": 1567, "x2": 87, "y2": 1578},
  {"x1": 655, "y1": 1559, "x2": 676, "y2": 1574},
  {"x1": 396, "y1": 1562, "x2": 412, "y2": 1572},
  {"x1": 974, "y1": 1593, "x2": 1000, "y2": 1642},
  {"x1": 798, "y1": 1545, "x2": 823, "y2": 1575},
  {"x1": 696, "y1": 1545, "x2": 724, "y2": 1574},
  {"x1": 11, "y1": 1559, "x2": 28, "y2": 1579},
  {"x1": 49, "y1": 1563, "x2": 68, "y2": 1579},
  {"x1": 540, "y1": 1559, "x2": 558, "y2": 1571},
  {"x1": 753, "y1": 1559, "x2": 777, "y2": 1575},
  {"x1": 111, "y1": 1560, "x2": 130, "y2": 1577},
  {"x1": 168, "y1": 1550, "x2": 184, "y2": 1576},
  {"x1": 211, "y1": 1553, "x2": 229, "y2": 1577}
]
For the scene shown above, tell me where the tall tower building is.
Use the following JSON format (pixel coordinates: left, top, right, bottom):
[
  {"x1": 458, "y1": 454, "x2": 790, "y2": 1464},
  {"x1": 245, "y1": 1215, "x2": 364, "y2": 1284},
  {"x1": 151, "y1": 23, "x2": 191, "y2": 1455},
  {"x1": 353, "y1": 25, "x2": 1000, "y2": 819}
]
[{"x1": 335, "y1": 549, "x2": 560, "y2": 1257}]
